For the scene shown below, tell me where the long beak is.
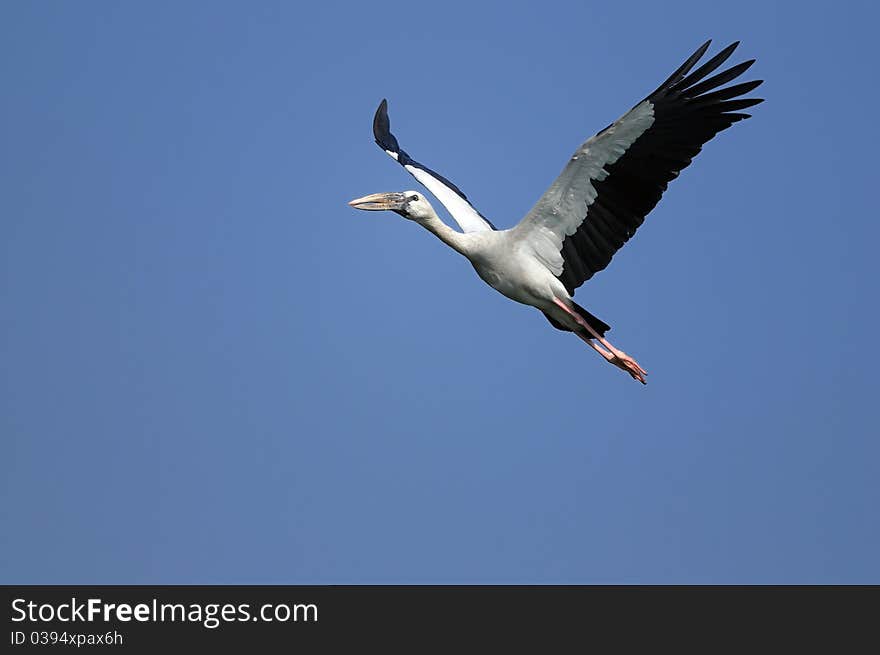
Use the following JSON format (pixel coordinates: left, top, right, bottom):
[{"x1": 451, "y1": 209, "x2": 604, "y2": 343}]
[{"x1": 348, "y1": 192, "x2": 407, "y2": 211}]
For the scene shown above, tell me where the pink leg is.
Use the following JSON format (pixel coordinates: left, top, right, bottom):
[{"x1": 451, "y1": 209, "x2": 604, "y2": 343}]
[{"x1": 553, "y1": 298, "x2": 648, "y2": 384}]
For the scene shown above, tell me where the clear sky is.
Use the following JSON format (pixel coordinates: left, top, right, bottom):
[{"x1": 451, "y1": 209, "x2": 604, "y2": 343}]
[{"x1": 2, "y1": 1, "x2": 878, "y2": 584}]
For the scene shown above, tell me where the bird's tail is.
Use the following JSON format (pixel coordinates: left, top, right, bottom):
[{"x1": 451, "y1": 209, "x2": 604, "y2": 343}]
[
  {"x1": 572, "y1": 301, "x2": 611, "y2": 337},
  {"x1": 542, "y1": 301, "x2": 611, "y2": 337}
]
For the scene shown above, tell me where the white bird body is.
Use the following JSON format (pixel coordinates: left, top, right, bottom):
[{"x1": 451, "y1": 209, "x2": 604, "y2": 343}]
[
  {"x1": 399, "y1": 210, "x2": 570, "y2": 314},
  {"x1": 467, "y1": 232, "x2": 572, "y2": 314},
  {"x1": 350, "y1": 41, "x2": 763, "y2": 384}
]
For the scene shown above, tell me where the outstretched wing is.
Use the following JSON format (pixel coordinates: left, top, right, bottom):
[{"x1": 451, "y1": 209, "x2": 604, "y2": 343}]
[
  {"x1": 511, "y1": 40, "x2": 763, "y2": 294},
  {"x1": 372, "y1": 99, "x2": 496, "y2": 233}
]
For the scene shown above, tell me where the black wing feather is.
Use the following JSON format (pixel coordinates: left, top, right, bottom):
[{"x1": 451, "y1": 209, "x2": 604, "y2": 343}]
[{"x1": 557, "y1": 41, "x2": 763, "y2": 294}]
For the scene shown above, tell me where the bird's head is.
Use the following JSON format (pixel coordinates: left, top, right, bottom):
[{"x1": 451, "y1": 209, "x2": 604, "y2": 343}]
[{"x1": 348, "y1": 191, "x2": 434, "y2": 222}]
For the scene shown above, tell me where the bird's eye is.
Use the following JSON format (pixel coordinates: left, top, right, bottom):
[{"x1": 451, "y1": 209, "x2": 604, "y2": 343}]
[{"x1": 409, "y1": 195, "x2": 419, "y2": 202}]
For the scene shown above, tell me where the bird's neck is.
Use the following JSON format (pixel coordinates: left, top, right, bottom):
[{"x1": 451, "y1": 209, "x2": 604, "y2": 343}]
[{"x1": 419, "y1": 213, "x2": 474, "y2": 257}]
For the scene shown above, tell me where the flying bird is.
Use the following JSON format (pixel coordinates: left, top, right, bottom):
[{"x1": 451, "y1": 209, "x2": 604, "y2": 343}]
[{"x1": 349, "y1": 40, "x2": 762, "y2": 384}]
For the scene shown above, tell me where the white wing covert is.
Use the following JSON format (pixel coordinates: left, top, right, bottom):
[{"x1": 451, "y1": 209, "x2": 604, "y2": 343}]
[{"x1": 372, "y1": 100, "x2": 496, "y2": 234}]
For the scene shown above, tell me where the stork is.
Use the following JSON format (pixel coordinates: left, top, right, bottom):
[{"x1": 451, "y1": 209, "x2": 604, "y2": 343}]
[{"x1": 349, "y1": 40, "x2": 763, "y2": 384}]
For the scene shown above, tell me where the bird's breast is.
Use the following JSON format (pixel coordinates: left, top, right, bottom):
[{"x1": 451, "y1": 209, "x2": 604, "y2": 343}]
[{"x1": 470, "y1": 249, "x2": 558, "y2": 308}]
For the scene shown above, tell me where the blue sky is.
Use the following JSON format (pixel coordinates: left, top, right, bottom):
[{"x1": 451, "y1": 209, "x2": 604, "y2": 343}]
[{"x1": 2, "y1": 1, "x2": 877, "y2": 583}]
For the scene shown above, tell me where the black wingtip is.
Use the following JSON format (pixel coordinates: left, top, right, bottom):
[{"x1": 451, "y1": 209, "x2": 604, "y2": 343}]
[
  {"x1": 671, "y1": 41, "x2": 743, "y2": 92},
  {"x1": 688, "y1": 39, "x2": 713, "y2": 67},
  {"x1": 372, "y1": 98, "x2": 400, "y2": 153},
  {"x1": 648, "y1": 39, "x2": 713, "y2": 99}
]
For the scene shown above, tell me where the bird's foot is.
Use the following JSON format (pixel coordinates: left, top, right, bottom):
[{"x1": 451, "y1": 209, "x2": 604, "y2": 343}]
[{"x1": 610, "y1": 351, "x2": 647, "y2": 384}]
